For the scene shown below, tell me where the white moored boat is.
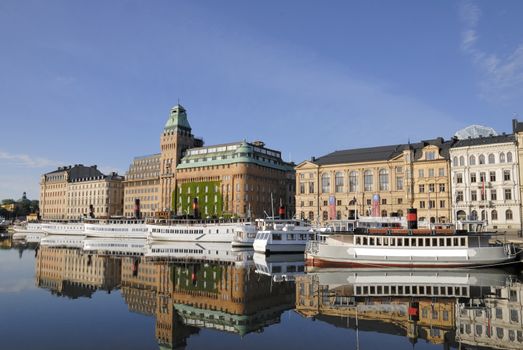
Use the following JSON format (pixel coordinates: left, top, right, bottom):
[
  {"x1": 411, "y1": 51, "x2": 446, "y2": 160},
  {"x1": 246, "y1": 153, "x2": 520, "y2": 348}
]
[
  {"x1": 147, "y1": 219, "x2": 256, "y2": 244},
  {"x1": 253, "y1": 219, "x2": 315, "y2": 254},
  {"x1": 253, "y1": 252, "x2": 305, "y2": 282},
  {"x1": 306, "y1": 221, "x2": 518, "y2": 268},
  {"x1": 42, "y1": 222, "x2": 85, "y2": 235},
  {"x1": 84, "y1": 218, "x2": 147, "y2": 239},
  {"x1": 13, "y1": 222, "x2": 45, "y2": 234}
]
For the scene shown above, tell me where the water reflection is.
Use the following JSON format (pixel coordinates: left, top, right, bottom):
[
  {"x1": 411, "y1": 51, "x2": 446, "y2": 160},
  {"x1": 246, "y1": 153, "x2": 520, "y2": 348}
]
[
  {"x1": 33, "y1": 242, "x2": 296, "y2": 349},
  {"x1": 296, "y1": 268, "x2": 523, "y2": 349},
  {"x1": 2, "y1": 235, "x2": 521, "y2": 349}
]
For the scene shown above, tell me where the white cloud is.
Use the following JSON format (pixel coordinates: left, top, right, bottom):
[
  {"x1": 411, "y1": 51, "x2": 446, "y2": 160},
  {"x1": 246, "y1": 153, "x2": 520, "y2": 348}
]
[
  {"x1": 459, "y1": 0, "x2": 523, "y2": 101},
  {"x1": 0, "y1": 149, "x2": 61, "y2": 168}
]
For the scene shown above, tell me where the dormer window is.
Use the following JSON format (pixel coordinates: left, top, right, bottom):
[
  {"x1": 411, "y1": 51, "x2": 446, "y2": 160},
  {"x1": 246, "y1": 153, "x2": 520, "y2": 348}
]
[{"x1": 426, "y1": 151, "x2": 436, "y2": 160}]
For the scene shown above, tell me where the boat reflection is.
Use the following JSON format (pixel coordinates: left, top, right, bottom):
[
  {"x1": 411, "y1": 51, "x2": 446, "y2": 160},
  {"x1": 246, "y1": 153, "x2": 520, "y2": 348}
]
[{"x1": 295, "y1": 268, "x2": 523, "y2": 349}]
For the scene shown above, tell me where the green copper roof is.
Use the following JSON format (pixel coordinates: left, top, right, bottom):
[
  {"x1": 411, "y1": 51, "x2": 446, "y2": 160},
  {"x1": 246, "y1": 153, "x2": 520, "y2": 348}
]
[{"x1": 164, "y1": 104, "x2": 191, "y2": 131}]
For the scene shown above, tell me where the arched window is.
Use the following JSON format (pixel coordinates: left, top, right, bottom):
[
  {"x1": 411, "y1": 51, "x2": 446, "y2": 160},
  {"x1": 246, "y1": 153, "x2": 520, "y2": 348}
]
[
  {"x1": 364, "y1": 170, "x2": 373, "y2": 191},
  {"x1": 335, "y1": 172, "x2": 344, "y2": 192},
  {"x1": 349, "y1": 171, "x2": 358, "y2": 192},
  {"x1": 491, "y1": 210, "x2": 498, "y2": 221},
  {"x1": 488, "y1": 154, "x2": 495, "y2": 164},
  {"x1": 469, "y1": 155, "x2": 476, "y2": 166},
  {"x1": 500, "y1": 152, "x2": 506, "y2": 163},
  {"x1": 379, "y1": 169, "x2": 389, "y2": 191},
  {"x1": 308, "y1": 211, "x2": 314, "y2": 220},
  {"x1": 507, "y1": 152, "x2": 513, "y2": 163},
  {"x1": 381, "y1": 210, "x2": 387, "y2": 217},
  {"x1": 336, "y1": 210, "x2": 341, "y2": 220},
  {"x1": 453, "y1": 156, "x2": 458, "y2": 167},
  {"x1": 322, "y1": 211, "x2": 328, "y2": 221},
  {"x1": 321, "y1": 173, "x2": 330, "y2": 193},
  {"x1": 459, "y1": 156, "x2": 465, "y2": 166},
  {"x1": 470, "y1": 210, "x2": 478, "y2": 220},
  {"x1": 479, "y1": 154, "x2": 485, "y2": 164},
  {"x1": 506, "y1": 209, "x2": 513, "y2": 220},
  {"x1": 481, "y1": 210, "x2": 486, "y2": 221}
]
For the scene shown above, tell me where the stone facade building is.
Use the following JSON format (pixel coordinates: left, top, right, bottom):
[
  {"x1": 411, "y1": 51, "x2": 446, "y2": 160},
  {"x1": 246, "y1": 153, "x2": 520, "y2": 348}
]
[
  {"x1": 122, "y1": 154, "x2": 160, "y2": 218},
  {"x1": 175, "y1": 141, "x2": 295, "y2": 218},
  {"x1": 40, "y1": 164, "x2": 124, "y2": 220},
  {"x1": 450, "y1": 134, "x2": 521, "y2": 231},
  {"x1": 295, "y1": 138, "x2": 453, "y2": 224}
]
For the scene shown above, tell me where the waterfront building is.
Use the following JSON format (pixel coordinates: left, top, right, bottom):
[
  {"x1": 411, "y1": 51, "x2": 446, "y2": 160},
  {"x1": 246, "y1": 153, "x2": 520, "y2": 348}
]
[
  {"x1": 159, "y1": 105, "x2": 203, "y2": 213},
  {"x1": 175, "y1": 140, "x2": 295, "y2": 218},
  {"x1": 450, "y1": 128, "x2": 521, "y2": 231},
  {"x1": 40, "y1": 164, "x2": 124, "y2": 220},
  {"x1": 295, "y1": 138, "x2": 453, "y2": 224},
  {"x1": 122, "y1": 154, "x2": 161, "y2": 218}
]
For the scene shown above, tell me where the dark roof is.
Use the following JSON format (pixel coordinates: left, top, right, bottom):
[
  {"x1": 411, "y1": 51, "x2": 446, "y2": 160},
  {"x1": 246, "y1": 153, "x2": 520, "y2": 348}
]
[
  {"x1": 68, "y1": 165, "x2": 103, "y2": 181},
  {"x1": 452, "y1": 134, "x2": 515, "y2": 148},
  {"x1": 513, "y1": 119, "x2": 523, "y2": 133},
  {"x1": 312, "y1": 137, "x2": 453, "y2": 165}
]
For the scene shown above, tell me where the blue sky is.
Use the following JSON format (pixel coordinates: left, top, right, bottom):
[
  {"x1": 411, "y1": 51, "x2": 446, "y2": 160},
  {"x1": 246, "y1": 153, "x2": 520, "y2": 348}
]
[{"x1": 1, "y1": 0, "x2": 523, "y2": 200}]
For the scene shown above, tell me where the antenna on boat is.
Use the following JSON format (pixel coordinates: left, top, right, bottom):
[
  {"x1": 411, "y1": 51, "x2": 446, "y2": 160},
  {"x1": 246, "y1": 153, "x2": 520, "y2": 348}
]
[{"x1": 271, "y1": 192, "x2": 275, "y2": 219}]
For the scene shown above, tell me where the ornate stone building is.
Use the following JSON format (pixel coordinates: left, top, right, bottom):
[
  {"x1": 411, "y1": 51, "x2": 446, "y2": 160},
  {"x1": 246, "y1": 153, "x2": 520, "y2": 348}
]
[
  {"x1": 40, "y1": 164, "x2": 124, "y2": 220},
  {"x1": 122, "y1": 154, "x2": 160, "y2": 218},
  {"x1": 295, "y1": 138, "x2": 453, "y2": 224}
]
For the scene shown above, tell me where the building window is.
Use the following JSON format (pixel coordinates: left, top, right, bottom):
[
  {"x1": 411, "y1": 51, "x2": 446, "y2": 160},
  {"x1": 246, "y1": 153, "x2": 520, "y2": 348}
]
[
  {"x1": 452, "y1": 156, "x2": 458, "y2": 166},
  {"x1": 500, "y1": 152, "x2": 506, "y2": 163},
  {"x1": 439, "y1": 183, "x2": 445, "y2": 192},
  {"x1": 438, "y1": 168, "x2": 445, "y2": 177},
  {"x1": 398, "y1": 198, "x2": 403, "y2": 204},
  {"x1": 479, "y1": 172, "x2": 486, "y2": 182},
  {"x1": 459, "y1": 156, "x2": 464, "y2": 166},
  {"x1": 504, "y1": 170, "x2": 511, "y2": 181},
  {"x1": 429, "y1": 184, "x2": 435, "y2": 192},
  {"x1": 470, "y1": 172, "x2": 477, "y2": 183},
  {"x1": 440, "y1": 200, "x2": 445, "y2": 208},
  {"x1": 507, "y1": 152, "x2": 513, "y2": 163},
  {"x1": 396, "y1": 176, "x2": 403, "y2": 191},
  {"x1": 456, "y1": 191, "x2": 464, "y2": 202},
  {"x1": 349, "y1": 171, "x2": 358, "y2": 192},
  {"x1": 491, "y1": 189, "x2": 497, "y2": 200},
  {"x1": 322, "y1": 211, "x2": 328, "y2": 221},
  {"x1": 419, "y1": 201, "x2": 426, "y2": 208},
  {"x1": 300, "y1": 182, "x2": 305, "y2": 194},
  {"x1": 491, "y1": 210, "x2": 498, "y2": 221},
  {"x1": 471, "y1": 190, "x2": 477, "y2": 201},
  {"x1": 309, "y1": 182, "x2": 315, "y2": 194},
  {"x1": 379, "y1": 169, "x2": 389, "y2": 191},
  {"x1": 335, "y1": 172, "x2": 344, "y2": 192},
  {"x1": 308, "y1": 211, "x2": 314, "y2": 220},
  {"x1": 321, "y1": 173, "x2": 330, "y2": 193},
  {"x1": 469, "y1": 155, "x2": 476, "y2": 165},
  {"x1": 490, "y1": 171, "x2": 496, "y2": 182},
  {"x1": 364, "y1": 171, "x2": 373, "y2": 191},
  {"x1": 506, "y1": 209, "x2": 513, "y2": 220},
  {"x1": 428, "y1": 168, "x2": 435, "y2": 177},
  {"x1": 429, "y1": 200, "x2": 435, "y2": 209},
  {"x1": 505, "y1": 189, "x2": 512, "y2": 200},
  {"x1": 456, "y1": 173, "x2": 463, "y2": 183},
  {"x1": 426, "y1": 151, "x2": 436, "y2": 160},
  {"x1": 479, "y1": 154, "x2": 485, "y2": 164},
  {"x1": 381, "y1": 198, "x2": 387, "y2": 205},
  {"x1": 418, "y1": 169, "x2": 424, "y2": 178},
  {"x1": 419, "y1": 184, "x2": 425, "y2": 193},
  {"x1": 488, "y1": 153, "x2": 495, "y2": 164}
]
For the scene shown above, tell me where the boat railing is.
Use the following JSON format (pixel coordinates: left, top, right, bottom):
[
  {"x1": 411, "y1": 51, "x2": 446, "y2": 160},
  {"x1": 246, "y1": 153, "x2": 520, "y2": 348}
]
[{"x1": 146, "y1": 217, "x2": 253, "y2": 226}]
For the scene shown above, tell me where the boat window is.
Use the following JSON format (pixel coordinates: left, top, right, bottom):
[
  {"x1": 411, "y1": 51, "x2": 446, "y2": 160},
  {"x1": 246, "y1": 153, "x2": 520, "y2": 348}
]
[
  {"x1": 273, "y1": 234, "x2": 282, "y2": 240},
  {"x1": 369, "y1": 237, "x2": 375, "y2": 246},
  {"x1": 288, "y1": 233, "x2": 295, "y2": 240},
  {"x1": 432, "y1": 238, "x2": 437, "y2": 246},
  {"x1": 404, "y1": 239, "x2": 410, "y2": 247},
  {"x1": 419, "y1": 238, "x2": 424, "y2": 247},
  {"x1": 426, "y1": 286, "x2": 432, "y2": 294},
  {"x1": 439, "y1": 238, "x2": 445, "y2": 246},
  {"x1": 411, "y1": 238, "x2": 417, "y2": 247},
  {"x1": 397, "y1": 239, "x2": 403, "y2": 246},
  {"x1": 356, "y1": 237, "x2": 361, "y2": 245},
  {"x1": 405, "y1": 286, "x2": 410, "y2": 294},
  {"x1": 453, "y1": 237, "x2": 459, "y2": 246},
  {"x1": 363, "y1": 237, "x2": 368, "y2": 245},
  {"x1": 425, "y1": 238, "x2": 430, "y2": 246},
  {"x1": 461, "y1": 237, "x2": 466, "y2": 246},
  {"x1": 376, "y1": 237, "x2": 382, "y2": 246},
  {"x1": 383, "y1": 237, "x2": 389, "y2": 246},
  {"x1": 446, "y1": 237, "x2": 452, "y2": 246}
]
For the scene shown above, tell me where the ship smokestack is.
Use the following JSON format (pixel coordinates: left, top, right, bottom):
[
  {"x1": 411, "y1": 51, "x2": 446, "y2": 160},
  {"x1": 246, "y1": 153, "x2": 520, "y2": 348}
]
[
  {"x1": 407, "y1": 208, "x2": 417, "y2": 229},
  {"x1": 134, "y1": 198, "x2": 141, "y2": 219}
]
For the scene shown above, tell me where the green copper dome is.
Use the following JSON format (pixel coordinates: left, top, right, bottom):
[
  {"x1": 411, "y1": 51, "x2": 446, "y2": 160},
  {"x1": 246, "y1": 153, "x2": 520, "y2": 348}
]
[{"x1": 164, "y1": 104, "x2": 191, "y2": 131}]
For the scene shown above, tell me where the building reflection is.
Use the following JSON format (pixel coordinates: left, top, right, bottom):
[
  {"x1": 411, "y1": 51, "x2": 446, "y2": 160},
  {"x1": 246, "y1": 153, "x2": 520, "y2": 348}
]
[
  {"x1": 295, "y1": 269, "x2": 521, "y2": 349},
  {"x1": 35, "y1": 246, "x2": 121, "y2": 298}
]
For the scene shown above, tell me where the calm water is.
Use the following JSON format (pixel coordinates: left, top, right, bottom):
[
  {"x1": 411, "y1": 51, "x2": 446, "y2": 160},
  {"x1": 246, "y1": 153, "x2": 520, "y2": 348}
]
[{"x1": 1, "y1": 237, "x2": 523, "y2": 350}]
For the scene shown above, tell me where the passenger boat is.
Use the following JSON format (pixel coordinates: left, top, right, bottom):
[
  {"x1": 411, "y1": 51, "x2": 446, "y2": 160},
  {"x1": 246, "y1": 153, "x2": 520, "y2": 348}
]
[
  {"x1": 84, "y1": 218, "x2": 147, "y2": 239},
  {"x1": 12, "y1": 222, "x2": 45, "y2": 234},
  {"x1": 147, "y1": 218, "x2": 256, "y2": 244},
  {"x1": 145, "y1": 240, "x2": 254, "y2": 266},
  {"x1": 253, "y1": 219, "x2": 315, "y2": 254},
  {"x1": 25, "y1": 232, "x2": 46, "y2": 244},
  {"x1": 40, "y1": 235, "x2": 85, "y2": 249},
  {"x1": 41, "y1": 222, "x2": 85, "y2": 235},
  {"x1": 305, "y1": 218, "x2": 518, "y2": 268},
  {"x1": 83, "y1": 237, "x2": 147, "y2": 256}
]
